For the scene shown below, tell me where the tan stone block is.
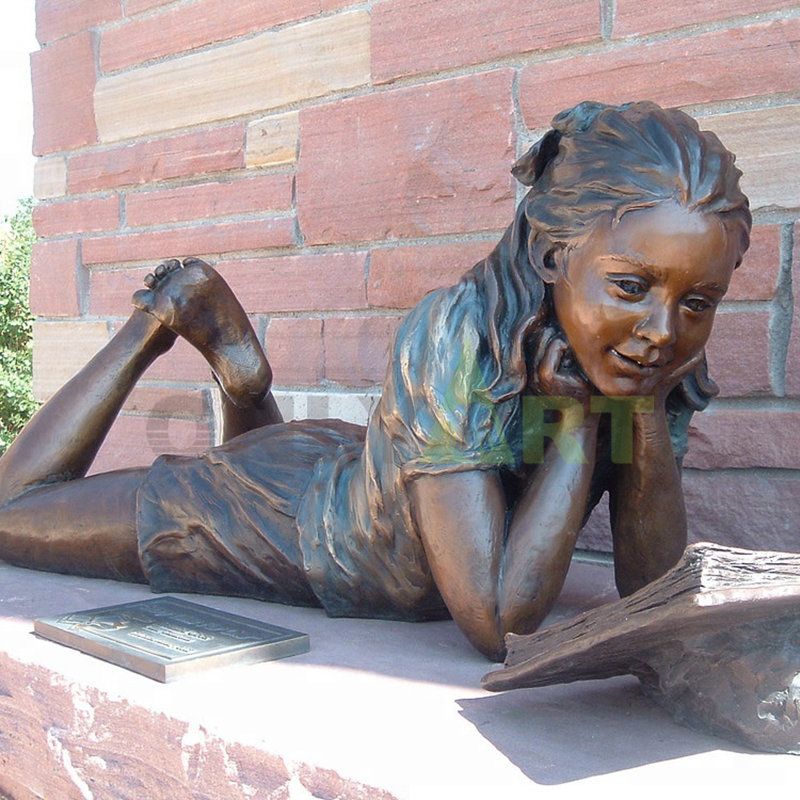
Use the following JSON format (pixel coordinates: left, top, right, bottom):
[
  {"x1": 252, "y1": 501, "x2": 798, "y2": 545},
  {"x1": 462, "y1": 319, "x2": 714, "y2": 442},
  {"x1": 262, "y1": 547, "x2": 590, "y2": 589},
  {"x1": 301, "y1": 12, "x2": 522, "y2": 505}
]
[
  {"x1": 270, "y1": 390, "x2": 378, "y2": 425},
  {"x1": 326, "y1": 391, "x2": 379, "y2": 426},
  {"x1": 94, "y1": 11, "x2": 370, "y2": 143},
  {"x1": 271, "y1": 390, "x2": 296, "y2": 421},
  {"x1": 33, "y1": 156, "x2": 67, "y2": 199},
  {"x1": 699, "y1": 105, "x2": 800, "y2": 211},
  {"x1": 32, "y1": 320, "x2": 109, "y2": 401},
  {"x1": 246, "y1": 112, "x2": 299, "y2": 167}
]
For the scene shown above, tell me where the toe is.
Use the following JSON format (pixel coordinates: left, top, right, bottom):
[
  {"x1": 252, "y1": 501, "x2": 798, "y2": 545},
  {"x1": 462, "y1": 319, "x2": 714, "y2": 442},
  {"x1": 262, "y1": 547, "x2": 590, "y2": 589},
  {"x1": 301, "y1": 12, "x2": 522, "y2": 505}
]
[
  {"x1": 155, "y1": 263, "x2": 168, "y2": 278},
  {"x1": 166, "y1": 259, "x2": 181, "y2": 272},
  {"x1": 144, "y1": 273, "x2": 156, "y2": 288},
  {"x1": 132, "y1": 288, "x2": 156, "y2": 312}
]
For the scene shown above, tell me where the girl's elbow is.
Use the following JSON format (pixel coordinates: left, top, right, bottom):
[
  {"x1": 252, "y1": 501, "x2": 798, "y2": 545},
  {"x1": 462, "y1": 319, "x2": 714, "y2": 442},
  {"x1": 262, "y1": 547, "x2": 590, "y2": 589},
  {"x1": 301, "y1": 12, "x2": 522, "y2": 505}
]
[{"x1": 457, "y1": 606, "x2": 507, "y2": 662}]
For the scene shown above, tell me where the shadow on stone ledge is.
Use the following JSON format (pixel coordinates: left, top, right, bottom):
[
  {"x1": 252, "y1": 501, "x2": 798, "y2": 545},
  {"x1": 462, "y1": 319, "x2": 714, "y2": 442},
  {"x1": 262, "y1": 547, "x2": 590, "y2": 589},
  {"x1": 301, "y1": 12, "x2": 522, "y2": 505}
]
[{"x1": 457, "y1": 677, "x2": 742, "y2": 785}]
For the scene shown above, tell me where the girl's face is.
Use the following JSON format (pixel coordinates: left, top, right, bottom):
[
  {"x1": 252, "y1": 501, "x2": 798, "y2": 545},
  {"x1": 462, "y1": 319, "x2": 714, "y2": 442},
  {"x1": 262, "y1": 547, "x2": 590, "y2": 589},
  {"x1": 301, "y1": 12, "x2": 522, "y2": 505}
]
[{"x1": 551, "y1": 201, "x2": 741, "y2": 397}]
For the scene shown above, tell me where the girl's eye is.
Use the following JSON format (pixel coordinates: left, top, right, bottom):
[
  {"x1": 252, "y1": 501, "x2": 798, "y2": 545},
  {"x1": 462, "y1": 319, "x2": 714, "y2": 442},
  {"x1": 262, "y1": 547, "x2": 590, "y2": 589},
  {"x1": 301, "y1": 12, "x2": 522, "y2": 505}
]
[
  {"x1": 683, "y1": 297, "x2": 713, "y2": 313},
  {"x1": 611, "y1": 278, "x2": 646, "y2": 298}
]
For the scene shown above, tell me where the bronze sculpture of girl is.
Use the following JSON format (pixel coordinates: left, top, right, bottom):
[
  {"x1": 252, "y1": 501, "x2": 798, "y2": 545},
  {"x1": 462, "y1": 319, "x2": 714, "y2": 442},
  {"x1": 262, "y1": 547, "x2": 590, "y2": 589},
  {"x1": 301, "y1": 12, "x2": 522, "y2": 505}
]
[{"x1": 0, "y1": 101, "x2": 751, "y2": 660}]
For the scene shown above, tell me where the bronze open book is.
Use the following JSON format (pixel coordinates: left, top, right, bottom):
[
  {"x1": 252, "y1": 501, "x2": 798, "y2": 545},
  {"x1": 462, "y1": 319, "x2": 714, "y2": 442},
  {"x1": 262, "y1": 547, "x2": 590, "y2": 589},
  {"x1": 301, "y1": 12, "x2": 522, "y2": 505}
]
[{"x1": 483, "y1": 543, "x2": 800, "y2": 754}]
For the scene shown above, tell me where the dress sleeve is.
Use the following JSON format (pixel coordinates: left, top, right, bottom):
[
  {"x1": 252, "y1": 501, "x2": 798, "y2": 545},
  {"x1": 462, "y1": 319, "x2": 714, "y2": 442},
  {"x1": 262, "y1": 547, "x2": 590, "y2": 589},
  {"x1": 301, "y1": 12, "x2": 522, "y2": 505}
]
[{"x1": 378, "y1": 282, "x2": 522, "y2": 480}]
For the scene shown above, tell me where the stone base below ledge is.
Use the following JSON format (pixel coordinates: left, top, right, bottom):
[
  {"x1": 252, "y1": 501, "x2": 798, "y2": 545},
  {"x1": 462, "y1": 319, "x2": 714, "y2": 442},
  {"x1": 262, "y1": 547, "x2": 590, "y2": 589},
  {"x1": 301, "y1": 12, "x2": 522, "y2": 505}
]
[{"x1": 0, "y1": 559, "x2": 797, "y2": 800}]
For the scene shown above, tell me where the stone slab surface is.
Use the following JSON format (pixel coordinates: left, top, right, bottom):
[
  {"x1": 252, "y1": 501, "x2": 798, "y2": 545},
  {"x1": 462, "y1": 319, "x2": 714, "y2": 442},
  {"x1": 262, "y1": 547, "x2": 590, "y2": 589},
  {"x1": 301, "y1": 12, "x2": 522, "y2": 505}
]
[{"x1": 0, "y1": 559, "x2": 797, "y2": 799}]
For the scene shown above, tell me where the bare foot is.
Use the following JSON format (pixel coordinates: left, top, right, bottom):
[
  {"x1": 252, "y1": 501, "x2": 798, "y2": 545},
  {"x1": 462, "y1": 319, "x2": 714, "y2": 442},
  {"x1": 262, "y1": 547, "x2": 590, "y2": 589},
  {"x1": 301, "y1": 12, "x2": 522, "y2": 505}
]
[{"x1": 132, "y1": 258, "x2": 272, "y2": 405}]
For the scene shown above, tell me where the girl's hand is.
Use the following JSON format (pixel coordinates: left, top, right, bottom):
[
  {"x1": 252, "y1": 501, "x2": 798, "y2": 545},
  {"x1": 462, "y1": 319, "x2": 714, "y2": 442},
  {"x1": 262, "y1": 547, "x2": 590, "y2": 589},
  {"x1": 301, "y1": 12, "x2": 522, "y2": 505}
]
[
  {"x1": 529, "y1": 328, "x2": 594, "y2": 414},
  {"x1": 652, "y1": 350, "x2": 706, "y2": 409}
]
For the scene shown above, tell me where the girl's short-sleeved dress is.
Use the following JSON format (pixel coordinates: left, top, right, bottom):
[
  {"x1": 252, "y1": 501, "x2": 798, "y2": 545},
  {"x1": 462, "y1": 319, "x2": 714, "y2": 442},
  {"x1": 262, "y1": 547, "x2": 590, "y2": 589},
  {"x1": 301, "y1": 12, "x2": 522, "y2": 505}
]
[{"x1": 136, "y1": 278, "x2": 534, "y2": 622}]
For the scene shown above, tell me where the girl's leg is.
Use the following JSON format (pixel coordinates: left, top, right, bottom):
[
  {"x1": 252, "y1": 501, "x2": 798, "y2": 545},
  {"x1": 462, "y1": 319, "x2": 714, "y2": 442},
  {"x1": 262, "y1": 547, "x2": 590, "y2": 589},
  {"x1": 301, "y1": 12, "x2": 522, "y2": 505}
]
[
  {"x1": 0, "y1": 310, "x2": 175, "y2": 580},
  {"x1": 0, "y1": 469, "x2": 147, "y2": 581},
  {"x1": 0, "y1": 258, "x2": 282, "y2": 581},
  {"x1": 0, "y1": 309, "x2": 174, "y2": 502},
  {"x1": 131, "y1": 258, "x2": 283, "y2": 442}
]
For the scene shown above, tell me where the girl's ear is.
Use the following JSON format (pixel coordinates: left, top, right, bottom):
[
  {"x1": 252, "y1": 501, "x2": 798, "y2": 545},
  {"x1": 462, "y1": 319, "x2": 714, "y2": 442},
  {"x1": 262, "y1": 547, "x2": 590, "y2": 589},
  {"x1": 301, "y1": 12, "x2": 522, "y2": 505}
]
[{"x1": 529, "y1": 238, "x2": 566, "y2": 284}]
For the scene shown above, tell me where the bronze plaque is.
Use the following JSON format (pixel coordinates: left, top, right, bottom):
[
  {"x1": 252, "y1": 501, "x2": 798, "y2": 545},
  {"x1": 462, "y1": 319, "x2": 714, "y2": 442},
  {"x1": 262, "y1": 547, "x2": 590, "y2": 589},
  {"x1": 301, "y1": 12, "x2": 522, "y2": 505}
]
[{"x1": 34, "y1": 596, "x2": 309, "y2": 682}]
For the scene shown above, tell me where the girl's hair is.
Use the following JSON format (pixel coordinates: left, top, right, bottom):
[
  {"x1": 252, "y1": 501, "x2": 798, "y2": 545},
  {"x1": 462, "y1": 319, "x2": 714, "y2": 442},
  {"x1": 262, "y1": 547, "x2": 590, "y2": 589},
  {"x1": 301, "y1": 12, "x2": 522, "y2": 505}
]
[{"x1": 466, "y1": 100, "x2": 751, "y2": 434}]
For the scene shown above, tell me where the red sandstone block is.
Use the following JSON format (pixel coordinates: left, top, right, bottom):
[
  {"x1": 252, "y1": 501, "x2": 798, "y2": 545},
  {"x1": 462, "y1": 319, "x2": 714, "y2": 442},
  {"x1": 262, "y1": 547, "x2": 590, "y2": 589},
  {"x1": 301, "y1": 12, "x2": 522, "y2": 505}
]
[
  {"x1": 218, "y1": 253, "x2": 367, "y2": 313},
  {"x1": 33, "y1": 195, "x2": 120, "y2": 238},
  {"x1": 373, "y1": 0, "x2": 599, "y2": 84},
  {"x1": 519, "y1": 19, "x2": 800, "y2": 128},
  {"x1": 704, "y1": 310, "x2": 772, "y2": 397},
  {"x1": 123, "y1": 0, "x2": 347, "y2": 20},
  {"x1": 266, "y1": 317, "x2": 324, "y2": 386},
  {"x1": 685, "y1": 409, "x2": 800, "y2": 470},
  {"x1": 298, "y1": 71, "x2": 515, "y2": 245},
  {"x1": 89, "y1": 265, "x2": 150, "y2": 315},
  {"x1": 36, "y1": 0, "x2": 121, "y2": 44},
  {"x1": 368, "y1": 241, "x2": 492, "y2": 309},
  {"x1": 614, "y1": 0, "x2": 795, "y2": 37},
  {"x1": 323, "y1": 316, "x2": 403, "y2": 387},
  {"x1": 124, "y1": 0, "x2": 173, "y2": 14},
  {"x1": 82, "y1": 218, "x2": 294, "y2": 265},
  {"x1": 67, "y1": 124, "x2": 245, "y2": 194},
  {"x1": 31, "y1": 32, "x2": 98, "y2": 155},
  {"x1": 123, "y1": 385, "x2": 208, "y2": 418},
  {"x1": 126, "y1": 174, "x2": 292, "y2": 228},
  {"x1": 139, "y1": 335, "x2": 211, "y2": 384},
  {"x1": 786, "y1": 234, "x2": 800, "y2": 397},
  {"x1": 580, "y1": 465, "x2": 800, "y2": 554},
  {"x1": 101, "y1": 0, "x2": 321, "y2": 72},
  {"x1": 298, "y1": 765, "x2": 396, "y2": 800},
  {"x1": 683, "y1": 468, "x2": 800, "y2": 553},
  {"x1": 29, "y1": 239, "x2": 80, "y2": 317},
  {"x1": 726, "y1": 225, "x2": 780, "y2": 301},
  {"x1": 91, "y1": 253, "x2": 368, "y2": 316},
  {"x1": 89, "y1": 412, "x2": 212, "y2": 474},
  {"x1": 125, "y1": 0, "x2": 172, "y2": 13}
]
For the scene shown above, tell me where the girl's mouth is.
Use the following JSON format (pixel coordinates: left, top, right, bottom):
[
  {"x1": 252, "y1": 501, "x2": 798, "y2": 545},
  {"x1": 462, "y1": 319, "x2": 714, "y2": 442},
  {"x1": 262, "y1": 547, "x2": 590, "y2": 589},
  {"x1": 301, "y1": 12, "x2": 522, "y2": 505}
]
[{"x1": 609, "y1": 348, "x2": 660, "y2": 375}]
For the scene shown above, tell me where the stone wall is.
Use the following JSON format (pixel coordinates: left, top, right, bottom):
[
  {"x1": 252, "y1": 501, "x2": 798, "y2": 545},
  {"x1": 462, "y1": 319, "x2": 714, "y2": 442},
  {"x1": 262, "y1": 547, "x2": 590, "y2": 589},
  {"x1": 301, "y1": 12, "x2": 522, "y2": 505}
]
[{"x1": 30, "y1": 0, "x2": 800, "y2": 550}]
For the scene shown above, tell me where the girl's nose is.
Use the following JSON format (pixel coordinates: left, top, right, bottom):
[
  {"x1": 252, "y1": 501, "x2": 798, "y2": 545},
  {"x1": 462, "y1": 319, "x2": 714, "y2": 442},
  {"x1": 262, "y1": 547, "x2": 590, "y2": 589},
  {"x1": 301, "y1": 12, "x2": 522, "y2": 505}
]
[{"x1": 634, "y1": 304, "x2": 676, "y2": 348}]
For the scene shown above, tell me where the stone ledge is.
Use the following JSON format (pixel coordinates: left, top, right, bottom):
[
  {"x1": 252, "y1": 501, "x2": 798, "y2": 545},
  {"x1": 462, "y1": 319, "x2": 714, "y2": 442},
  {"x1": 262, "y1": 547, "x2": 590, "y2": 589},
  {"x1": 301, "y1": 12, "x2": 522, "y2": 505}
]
[{"x1": 0, "y1": 560, "x2": 795, "y2": 798}]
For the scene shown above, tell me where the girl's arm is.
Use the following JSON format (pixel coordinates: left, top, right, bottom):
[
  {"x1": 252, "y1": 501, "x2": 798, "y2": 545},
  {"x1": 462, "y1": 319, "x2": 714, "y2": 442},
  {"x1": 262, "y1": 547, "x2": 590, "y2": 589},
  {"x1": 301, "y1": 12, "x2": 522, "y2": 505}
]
[
  {"x1": 497, "y1": 411, "x2": 600, "y2": 636},
  {"x1": 408, "y1": 332, "x2": 599, "y2": 660},
  {"x1": 608, "y1": 356, "x2": 704, "y2": 596},
  {"x1": 608, "y1": 404, "x2": 686, "y2": 597},
  {"x1": 409, "y1": 415, "x2": 598, "y2": 661}
]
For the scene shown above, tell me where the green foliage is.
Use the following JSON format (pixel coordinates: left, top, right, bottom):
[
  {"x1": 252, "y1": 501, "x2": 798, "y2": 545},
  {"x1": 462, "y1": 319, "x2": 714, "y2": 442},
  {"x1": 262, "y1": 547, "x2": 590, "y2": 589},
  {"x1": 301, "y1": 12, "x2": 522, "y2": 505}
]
[{"x1": 0, "y1": 198, "x2": 38, "y2": 454}]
